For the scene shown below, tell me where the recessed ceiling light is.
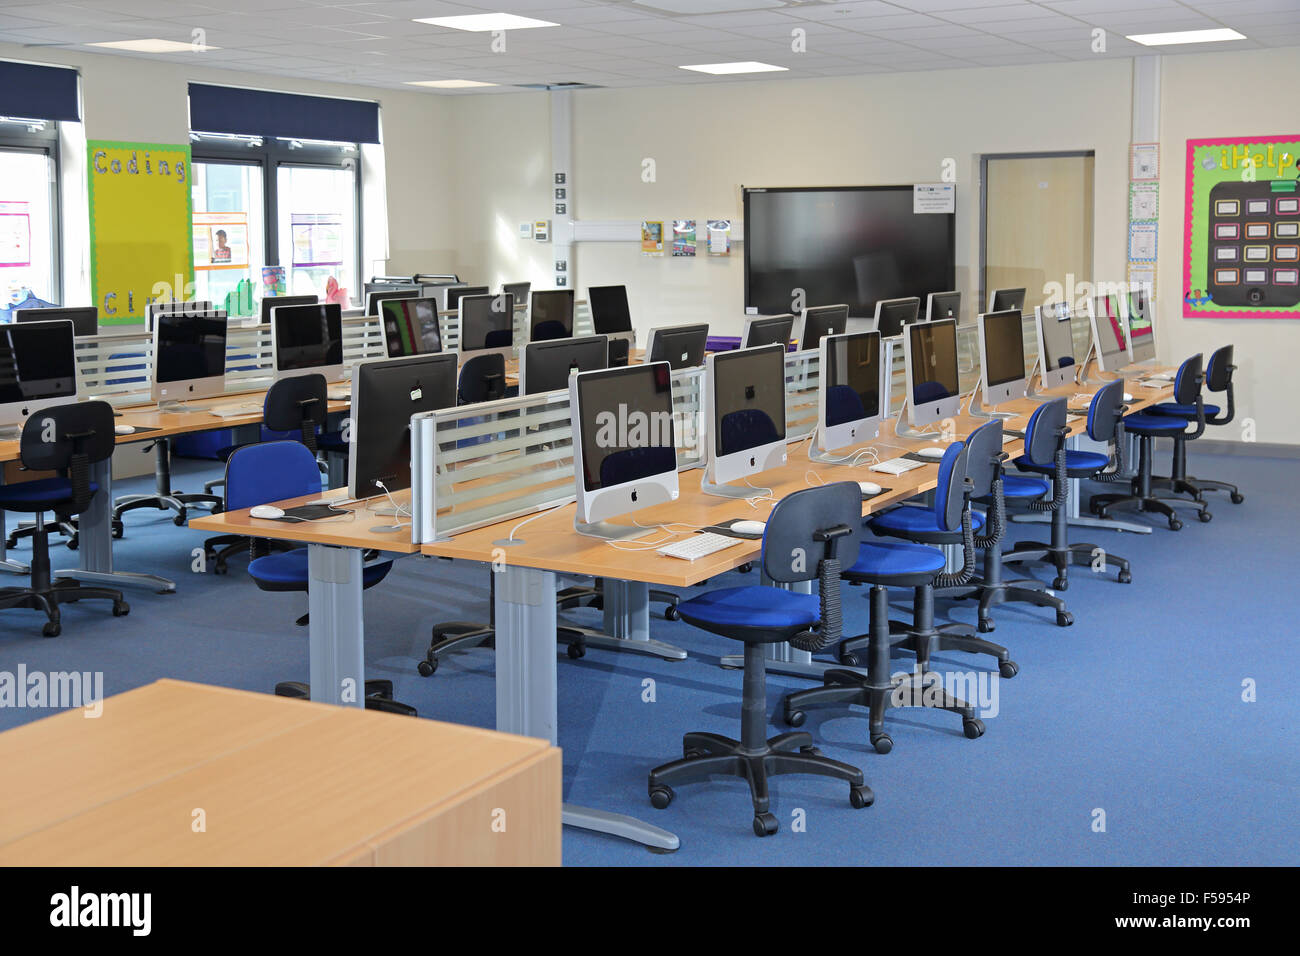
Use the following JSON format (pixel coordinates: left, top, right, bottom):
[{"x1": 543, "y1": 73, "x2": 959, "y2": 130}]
[
  {"x1": 679, "y1": 61, "x2": 788, "y2": 75},
  {"x1": 1126, "y1": 28, "x2": 1246, "y2": 46},
  {"x1": 88, "y1": 38, "x2": 217, "y2": 53},
  {"x1": 405, "y1": 79, "x2": 498, "y2": 89},
  {"x1": 412, "y1": 14, "x2": 559, "y2": 32}
]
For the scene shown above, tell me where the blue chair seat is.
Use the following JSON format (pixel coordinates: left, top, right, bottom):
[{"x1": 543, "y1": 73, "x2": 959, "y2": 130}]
[
  {"x1": 1014, "y1": 450, "x2": 1110, "y2": 475},
  {"x1": 1122, "y1": 413, "x2": 1188, "y2": 434},
  {"x1": 249, "y1": 549, "x2": 393, "y2": 591},
  {"x1": 848, "y1": 540, "x2": 946, "y2": 581},
  {"x1": 1151, "y1": 402, "x2": 1219, "y2": 418},
  {"x1": 676, "y1": 585, "x2": 820, "y2": 643},
  {"x1": 0, "y1": 477, "x2": 99, "y2": 512},
  {"x1": 869, "y1": 505, "x2": 984, "y2": 536},
  {"x1": 992, "y1": 474, "x2": 1050, "y2": 499}
]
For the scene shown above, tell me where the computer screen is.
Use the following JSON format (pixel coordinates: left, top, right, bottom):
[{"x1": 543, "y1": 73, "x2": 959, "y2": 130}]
[
  {"x1": 0, "y1": 320, "x2": 77, "y2": 427},
  {"x1": 587, "y1": 285, "x2": 633, "y2": 335},
  {"x1": 530, "y1": 290, "x2": 575, "y2": 341},
  {"x1": 1091, "y1": 295, "x2": 1129, "y2": 372},
  {"x1": 260, "y1": 294, "x2": 317, "y2": 325},
  {"x1": 458, "y1": 293, "x2": 514, "y2": 355},
  {"x1": 502, "y1": 282, "x2": 530, "y2": 313},
  {"x1": 926, "y1": 291, "x2": 961, "y2": 323},
  {"x1": 272, "y1": 303, "x2": 344, "y2": 378},
  {"x1": 1128, "y1": 290, "x2": 1155, "y2": 363},
  {"x1": 145, "y1": 300, "x2": 214, "y2": 332},
  {"x1": 905, "y1": 318, "x2": 961, "y2": 426},
  {"x1": 647, "y1": 324, "x2": 709, "y2": 370},
  {"x1": 1038, "y1": 301, "x2": 1076, "y2": 372},
  {"x1": 819, "y1": 330, "x2": 883, "y2": 451},
  {"x1": 799, "y1": 304, "x2": 849, "y2": 351},
  {"x1": 875, "y1": 297, "x2": 920, "y2": 338},
  {"x1": 978, "y1": 309, "x2": 1026, "y2": 407},
  {"x1": 521, "y1": 335, "x2": 608, "y2": 395},
  {"x1": 446, "y1": 286, "x2": 490, "y2": 313},
  {"x1": 153, "y1": 310, "x2": 228, "y2": 402},
  {"x1": 365, "y1": 288, "x2": 418, "y2": 317},
  {"x1": 989, "y1": 288, "x2": 1026, "y2": 313},
  {"x1": 381, "y1": 297, "x2": 441, "y2": 357},
  {"x1": 711, "y1": 342, "x2": 786, "y2": 458},
  {"x1": 741, "y1": 314, "x2": 794, "y2": 349},
  {"x1": 348, "y1": 354, "x2": 458, "y2": 501},
  {"x1": 15, "y1": 306, "x2": 97, "y2": 337}
]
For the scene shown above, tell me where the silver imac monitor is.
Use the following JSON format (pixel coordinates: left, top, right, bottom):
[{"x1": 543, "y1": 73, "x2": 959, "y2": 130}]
[
  {"x1": 1089, "y1": 294, "x2": 1130, "y2": 374},
  {"x1": 988, "y1": 287, "x2": 1026, "y2": 314},
  {"x1": 145, "y1": 299, "x2": 213, "y2": 332},
  {"x1": 15, "y1": 306, "x2": 98, "y2": 337},
  {"x1": 1127, "y1": 288, "x2": 1156, "y2": 364},
  {"x1": 1034, "y1": 300, "x2": 1078, "y2": 389},
  {"x1": 926, "y1": 291, "x2": 961, "y2": 323},
  {"x1": 0, "y1": 319, "x2": 78, "y2": 438},
  {"x1": 260, "y1": 294, "x2": 317, "y2": 325},
  {"x1": 445, "y1": 285, "x2": 490, "y2": 314},
  {"x1": 903, "y1": 317, "x2": 962, "y2": 427},
  {"x1": 457, "y1": 293, "x2": 515, "y2": 366},
  {"x1": 977, "y1": 309, "x2": 1027, "y2": 409},
  {"x1": 151, "y1": 308, "x2": 229, "y2": 408},
  {"x1": 529, "y1": 290, "x2": 575, "y2": 342},
  {"x1": 646, "y1": 323, "x2": 709, "y2": 370},
  {"x1": 365, "y1": 288, "x2": 417, "y2": 317},
  {"x1": 271, "y1": 302, "x2": 345, "y2": 383},
  {"x1": 817, "y1": 330, "x2": 884, "y2": 455},
  {"x1": 520, "y1": 335, "x2": 608, "y2": 396},
  {"x1": 587, "y1": 284, "x2": 636, "y2": 350},
  {"x1": 741, "y1": 314, "x2": 794, "y2": 350},
  {"x1": 569, "y1": 361, "x2": 680, "y2": 539},
  {"x1": 703, "y1": 342, "x2": 787, "y2": 496},
  {"x1": 874, "y1": 296, "x2": 921, "y2": 339},
  {"x1": 381, "y1": 297, "x2": 441, "y2": 357},
  {"x1": 798, "y1": 304, "x2": 849, "y2": 352}
]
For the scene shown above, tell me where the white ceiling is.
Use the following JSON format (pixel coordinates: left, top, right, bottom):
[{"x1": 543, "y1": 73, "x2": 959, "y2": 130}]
[{"x1": 1, "y1": 0, "x2": 1297, "y2": 94}]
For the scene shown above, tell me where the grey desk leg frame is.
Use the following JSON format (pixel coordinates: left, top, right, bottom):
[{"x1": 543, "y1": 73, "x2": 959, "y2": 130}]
[
  {"x1": 308, "y1": 544, "x2": 366, "y2": 708},
  {"x1": 578, "y1": 578, "x2": 687, "y2": 660},
  {"x1": 0, "y1": 474, "x2": 29, "y2": 575},
  {"x1": 1009, "y1": 433, "x2": 1152, "y2": 535},
  {"x1": 494, "y1": 564, "x2": 680, "y2": 852}
]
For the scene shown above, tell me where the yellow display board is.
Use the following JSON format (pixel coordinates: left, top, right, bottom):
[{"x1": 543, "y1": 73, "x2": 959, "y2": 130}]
[{"x1": 87, "y1": 141, "x2": 193, "y2": 325}]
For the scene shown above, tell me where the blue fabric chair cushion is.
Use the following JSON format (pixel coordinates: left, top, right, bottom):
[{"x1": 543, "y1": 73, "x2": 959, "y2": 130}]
[
  {"x1": 869, "y1": 505, "x2": 984, "y2": 536},
  {"x1": 249, "y1": 549, "x2": 393, "y2": 590},
  {"x1": 0, "y1": 477, "x2": 99, "y2": 512},
  {"x1": 1151, "y1": 402, "x2": 1220, "y2": 418},
  {"x1": 1122, "y1": 413, "x2": 1188, "y2": 434},
  {"x1": 1014, "y1": 450, "x2": 1110, "y2": 474},
  {"x1": 677, "y1": 585, "x2": 820, "y2": 635},
  {"x1": 848, "y1": 540, "x2": 946, "y2": 580},
  {"x1": 994, "y1": 475, "x2": 1050, "y2": 499}
]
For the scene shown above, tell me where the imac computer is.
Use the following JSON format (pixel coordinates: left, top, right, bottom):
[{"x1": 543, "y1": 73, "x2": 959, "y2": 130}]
[
  {"x1": 569, "y1": 362, "x2": 679, "y2": 540},
  {"x1": 874, "y1": 297, "x2": 921, "y2": 339},
  {"x1": 975, "y1": 309, "x2": 1028, "y2": 415},
  {"x1": 1088, "y1": 294, "x2": 1131, "y2": 374},
  {"x1": 926, "y1": 291, "x2": 961, "y2": 324},
  {"x1": 458, "y1": 292, "x2": 514, "y2": 366},
  {"x1": 989, "y1": 288, "x2": 1026, "y2": 314},
  {"x1": 347, "y1": 353, "x2": 458, "y2": 506},
  {"x1": 814, "y1": 330, "x2": 884, "y2": 459},
  {"x1": 798, "y1": 304, "x2": 849, "y2": 352},
  {"x1": 365, "y1": 287, "x2": 418, "y2": 317},
  {"x1": 1034, "y1": 300, "x2": 1078, "y2": 389},
  {"x1": 0, "y1": 319, "x2": 78, "y2": 439},
  {"x1": 502, "y1": 282, "x2": 530, "y2": 312},
  {"x1": 529, "y1": 290, "x2": 575, "y2": 342},
  {"x1": 151, "y1": 308, "x2": 229, "y2": 410},
  {"x1": 587, "y1": 285, "x2": 636, "y2": 350},
  {"x1": 520, "y1": 335, "x2": 608, "y2": 396},
  {"x1": 446, "y1": 286, "x2": 490, "y2": 314},
  {"x1": 740, "y1": 314, "x2": 794, "y2": 350},
  {"x1": 1127, "y1": 288, "x2": 1156, "y2": 364},
  {"x1": 702, "y1": 342, "x2": 787, "y2": 498},
  {"x1": 646, "y1": 323, "x2": 709, "y2": 370},
  {"x1": 271, "y1": 302, "x2": 345, "y2": 383},
  {"x1": 901, "y1": 317, "x2": 962, "y2": 432},
  {"x1": 260, "y1": 294, "x2": 317, "y2": 325},
  {"x1": 15, "y1": 306, "x2": 98, "y2": 337},
  {"x1": 145, "y1": 300, "x2": 213, "y2": 332},
  {"x1": 381, "y1": 297, "x2": 441, "y2": 357}
]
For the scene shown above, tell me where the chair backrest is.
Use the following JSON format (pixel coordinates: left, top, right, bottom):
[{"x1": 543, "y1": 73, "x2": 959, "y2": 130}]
[
  {"x1": 961, "y1": 420, "x2": 1003, "y2": 498},
  {"x1": 1022, "y1": 397, "x2": 1067, "y2": 467},
  {"x1": 1206, "y1": 345, "x2": 1233, "y2": 393},
  {"x1": 458, "y1": 353, "x2": 506, "y2": 405},
  {"x1": 934, "y1": 440, "x2": 970, "y2": 533},
  {"x1": 264, "y1": 373, "x2": 327, "y2": 452},
  {"x1": 20, "y1": 401, "x2": 115, "y2": 512},
  {"x1": 1087, "y1": 379, "x2": 1126, "y2": 443},
  {"x1": 1172, "y1": 353, "x2": 1204, "y2": 405},
  {"x1": 760, "y1": 482, "x2": 863, "y2": 585},
  {"x1": 225, "y1": 440, "x2": 323, "y2": 512}
]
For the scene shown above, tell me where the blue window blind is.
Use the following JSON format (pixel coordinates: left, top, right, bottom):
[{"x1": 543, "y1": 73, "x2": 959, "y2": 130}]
[
  {"x1": 0, "y1": 60, "x2": 80, "y2": 122},
  {"x1": 188, "y1": 83, "x2": 380, "y2": 145}
]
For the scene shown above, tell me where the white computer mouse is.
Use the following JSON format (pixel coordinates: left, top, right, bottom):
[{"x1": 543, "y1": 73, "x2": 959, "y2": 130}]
[
  {"x1": 917, "y1": 446, "x2": 947, "y2": 460},
  {"x1": 113, "y1": 424, "x2": 135, "y2": 435},
  {"x1": 859, "y1": 481, "x2": 882, "y2": 496},
  {"x1": 732, "y1": 520, "x2": 767, "y2": 535},
  {"x1": 1123, "y1": 392, "x2": 1134, "y2": 402},
  {"x1": 249, "y1": 505, "x2": 285, "y2": 520}
]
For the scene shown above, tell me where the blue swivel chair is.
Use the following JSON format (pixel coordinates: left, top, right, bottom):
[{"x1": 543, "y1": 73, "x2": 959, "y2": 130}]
[
  {"x1": 226, "y1": 440, "x2": 410, "y2": 714},
  {"x1": 1150, "y1": 344, "x2": 1243, "y2": 505},
  {"x1": 781, "y1": 442, "x2": 988, "y2": 754},
  {"x1": 0, "y1": 401, "x2": 129, "y2": 637},
  {"x1": 1002, "y1": 390, "x2": 1134, "y2": 586},
  {"x1": 647, "y1": 482, "x2": 873, "y2": 837},
  {"x1": 1090, "y1": 354, "x2": 1210, "y2": 530}
]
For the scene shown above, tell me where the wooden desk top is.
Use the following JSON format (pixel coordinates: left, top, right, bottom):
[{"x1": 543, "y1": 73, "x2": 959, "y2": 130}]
[
  {"x1": 0, "y1": 679, "x2": 560, "y2": 866},
  {"x1": 188, "y1": 487, "x2": 420, "y2": 554}
]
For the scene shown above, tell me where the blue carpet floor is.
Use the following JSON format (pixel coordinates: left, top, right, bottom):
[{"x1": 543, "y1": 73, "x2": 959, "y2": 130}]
[{"x1": 1, "y1": 449, "x2": 1296, "y2": 866}]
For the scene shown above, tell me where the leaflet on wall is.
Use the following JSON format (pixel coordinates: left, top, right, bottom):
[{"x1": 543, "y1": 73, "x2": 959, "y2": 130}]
[
  {"x1": 641, "y1": 220, "x2": 663, "y2": 257},
  {"x1": 913, "y1": 183, "x2": 955, "y2": 214},
  {"x1": 261, "y1": 265, "x2": 287, "y2": 297},
  {"x1": 193, "y1": 211, "x2": 249, "y2": 270},
  {"x1": 707, "y1": 219, "x2": 731, "y2": 256},
  {"x1": 1129, "y1": 183, "x2": 1159, "y2": 222},
  {"x1": 1128, "y1": 223, "x2": 1158, "y2": 263},
  {"x1": 1131, "y1": 143, "x2": 1159, "y2": 181},
  {"x1": 672, "y1": 219, "x2": 697, "y2": 257}
]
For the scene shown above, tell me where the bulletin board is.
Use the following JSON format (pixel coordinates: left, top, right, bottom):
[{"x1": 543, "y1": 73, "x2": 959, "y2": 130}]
[
  {"x1": 88, "y1": 141, "x2": 194, "y2": 325},
  {"x1": 1183, "y1": 135, "x2": 1300, "y2": 319}
]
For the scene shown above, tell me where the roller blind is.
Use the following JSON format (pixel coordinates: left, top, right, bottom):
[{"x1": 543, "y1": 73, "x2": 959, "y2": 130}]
[
  {"x1": 188, "y1": 83, "x2": 380, "y2": 145},
  {"x1": 0, "y1": 60, "x2": 80, "y2": 122}
]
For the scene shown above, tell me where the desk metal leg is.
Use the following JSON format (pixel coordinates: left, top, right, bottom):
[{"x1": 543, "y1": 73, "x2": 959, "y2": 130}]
[
  {"x1": 307, "y1": 544, "x2": 366, "y2": 707},
  {"x1": 53, "y1": 458, "x2": 177, "y2": 593},
  {"x1": 571, "y1": 579, "x2": 687, "y2": 660},
  {"x1": 1010, "y1": 434, "x2": 1152, "y2": 535},
  {"x1": 495, "y1": 564, "x2": 679, "y2": 853},
  {"x1": 0, "y1": 477, "x2": 29, "y2": 575}
]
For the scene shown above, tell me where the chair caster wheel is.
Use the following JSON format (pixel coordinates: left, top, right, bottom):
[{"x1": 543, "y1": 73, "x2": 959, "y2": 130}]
[
  {"x1": 1198, "y1": 510, "x2": 1212, "y2": 523},
  {"x1": 839, "y1": 652, "x2": 860, "y2": 667},
  {"x1": 567, "y1": 642, "x2": 586, "y2": 659},
  {"x1": 1053, "y1": 576, "x2": 1068, "y2": 591},
  {"x1": 784, "y1": 709, "x2": 806, "y2": 727},
  {"x1": 589, "y1": 596, "x2": 603, "y2": 610},
  {"x1": 871, "y1": 733, "x2": 893, "y2": 754},
  {"x1": 739, "y1": 562, "x2": 753, "y2": 573},
  {"x1": 417, "y1": 658, "x2": 436, "y2": 677},
  {"x1": 1168, "y1": 518, "x2": 1183, "y2": 531},
  {"x1": 1231, "y1": 492, "x2": 1244, "y2": 504},
  {"x1": 664, "y1": 605, "x2": 679, "y2": 621},
  {"x1": 849, "y1": 784, "x2": 874, "y2": 809},
  {"x1": 963, "y1": 718, "x2": 986, "y2": 739},
  {"x1": 1056, "y1": 611, "x2": 1074, "y2": 627},
  {"x1": 112, "y1": 521, "x2": 124, "y2": 538},
  {"x1": 43, "y1": 621, "x2": 61, "y2": 638},
  {"x1": 112, "y1": 600, "x2": 129, "y2": 617},
  {"x1": 66, "y1": 536, "x2": 78, "y2": 551},
  {"x1": 173, "y1": 512, "x2": 187, "y2": 526},
  {"x1": 683, "y1": 747, "x2": 705, "y2": 760},
  {"x1": 1118, "y1": 569, "x2": 1132, "y2": 584},
  {"x1": 977, "y1": 618, "x2": 995, "y2": 633},
  {"x1": 752, "y1": 812, "x2": 778, "y2": 837},
  {"x1": 799, "y1": 744, "x2": 821, "y2": 756},
  {"x1": 649, "y1": 786, "x2": 674, "y2": 810},
  {"x1": 999, "y1": 659, "x2": 1018, "y2": 678}
]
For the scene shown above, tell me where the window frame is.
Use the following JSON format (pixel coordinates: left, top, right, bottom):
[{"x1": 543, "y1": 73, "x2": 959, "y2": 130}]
[{"x1": 0, "y1": 120, "x2": 63, "y2": 306}]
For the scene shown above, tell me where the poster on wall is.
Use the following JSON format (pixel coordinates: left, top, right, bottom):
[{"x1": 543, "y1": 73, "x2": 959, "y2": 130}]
[
  {"x1": 0, "y1": 201, "x2": 31, "y2": 267},
  {"x1": 641, "y1": 220, "x2": 664, "y2": 257},
  {"x1": 290, "y1": 212, "x2": 343, "y2": 267},
  {"x1": 1184, "y1": 135, "x2": 1300, "y2": 318},
  {"x1": 671, "y1": 219, "x2": 697, "y2": 257},
  {"x1": 87, "y1": 141, "x2": 193, "y2": 324},
  {"x1": 707, "y1": 219, "x2": 731, "y2": 256},
  {"x1": 193, "y1": 211, "x2": 249, "y2": 269}
]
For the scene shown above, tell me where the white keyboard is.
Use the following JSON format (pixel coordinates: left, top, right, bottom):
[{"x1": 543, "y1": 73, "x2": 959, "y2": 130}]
[
  {"x1": 870, "y1": 457, "x2": 925, "y2": 477},
  {"x1": 327, "y1": 391, "x2": 351, "y2": 402},
  {"x1": 657, "y1": 532, "x2": 745, "y2": 562},
  {"x1": 208, "y1": 404, "x2": 259, "y2": 419}
]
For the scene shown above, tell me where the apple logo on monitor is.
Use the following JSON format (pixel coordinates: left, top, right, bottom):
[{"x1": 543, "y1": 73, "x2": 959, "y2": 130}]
[{"x1": 630, "y1": 490, "x2": 638, "y2": 502}]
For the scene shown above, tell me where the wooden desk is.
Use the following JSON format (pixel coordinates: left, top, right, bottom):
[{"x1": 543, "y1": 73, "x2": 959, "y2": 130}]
[{"x1": 0, "y1": 680, "x2": 561, "y2": 866}]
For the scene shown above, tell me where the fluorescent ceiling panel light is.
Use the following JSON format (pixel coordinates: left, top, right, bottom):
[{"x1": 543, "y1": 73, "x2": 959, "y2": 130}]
[
  {"x1": 88, "y1": 38, "x2": 217, "y2": 53},
  {"x1": 1126, "y1": 28, "x2": 1245, "y2": 46},
  {"x1": 679, "y1": 61, "x2": 788, "y2": 75},
  {"x1": 405, "y1": 79, "x2": 498, "y2": 88},
  {"x1": 413, "y1": 14, "x2": 559, "y2": 32}
]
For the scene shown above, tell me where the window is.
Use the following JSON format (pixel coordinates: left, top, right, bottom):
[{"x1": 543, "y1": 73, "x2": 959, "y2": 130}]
[
  {"x1": 0, "y1": 122, "x2": 61, "y2": 321},
  {"x1": 277, "y1": 154, "x2": 359, "y2": 301},
  {"x1": 190, "y1": 159, "x2": 265, "y2": 312}
]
